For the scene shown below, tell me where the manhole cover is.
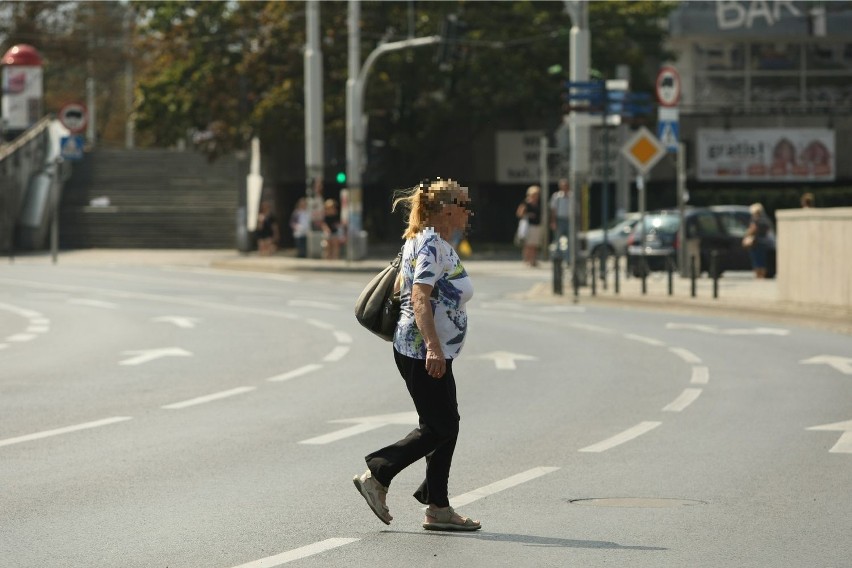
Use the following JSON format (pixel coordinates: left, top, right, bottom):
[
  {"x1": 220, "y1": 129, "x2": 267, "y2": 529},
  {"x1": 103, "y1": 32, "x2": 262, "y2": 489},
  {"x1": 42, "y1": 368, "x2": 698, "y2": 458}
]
[{"x1": 568, "y1": 498, "x2": 707, "y2": 508}]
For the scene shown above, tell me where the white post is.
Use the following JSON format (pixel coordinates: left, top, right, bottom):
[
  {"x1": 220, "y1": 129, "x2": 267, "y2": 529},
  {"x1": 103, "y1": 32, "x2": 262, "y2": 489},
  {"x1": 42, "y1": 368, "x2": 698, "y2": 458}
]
[
  {"x1": 346, "y1": 0, "x2": 362, "y2": 261},
  {"x1": 305, "y1": 0, "x2": 324, "y2": 258},
  {"x1": 676, "y1": 141, "x2": 687, "y2": 276},
  {"x1": 566, "y1": 1, "x2": 590, "y2": 290}
]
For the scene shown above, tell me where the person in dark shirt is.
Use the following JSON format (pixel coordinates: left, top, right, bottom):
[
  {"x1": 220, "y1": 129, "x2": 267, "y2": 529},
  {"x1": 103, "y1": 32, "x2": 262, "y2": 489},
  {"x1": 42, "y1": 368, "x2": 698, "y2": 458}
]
[
  {"x1": 744, "y1": 202, "x2": 771, "y2": 279},
  {"x1": 321, "y1": 198, "x2": 344, "y2": 259}
]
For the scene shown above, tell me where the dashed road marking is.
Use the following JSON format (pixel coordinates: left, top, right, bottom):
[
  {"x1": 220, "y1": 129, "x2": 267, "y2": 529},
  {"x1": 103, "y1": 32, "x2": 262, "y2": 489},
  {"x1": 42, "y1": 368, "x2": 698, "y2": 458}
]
[
  {"x1": 662, "y1": 388, "x2": 703, "y2": 412},
  {"x1": 323, "y1": 346, "x2": 349, "y2": 362},
  {"x1": 229, "y1": 538, "x2": 359, "y2": 568},
  {"x1": 161, "y1": 387, "x2": 256, "y2": 410},
  {"x1": 623, "y1": 333, "x2": 666, "y2": 346},
  {"x1": 691, "y1": 366, "x2": 709, "y2": 384},
  {"x1": 579, "y1": 422, "x2": 662, "y2": 453},
  {"x1": 451, "y1": 466, "x2": 561, "y2": 508},
  {"x1": 267, "y1": 364, "x2": 323, "y2": 383},
  {"x1": 669, "y1": 347, "x2": 702, "y2": 364},
  {"x1": 0, "y1": 416, "x2": 133, "y2": 448}
]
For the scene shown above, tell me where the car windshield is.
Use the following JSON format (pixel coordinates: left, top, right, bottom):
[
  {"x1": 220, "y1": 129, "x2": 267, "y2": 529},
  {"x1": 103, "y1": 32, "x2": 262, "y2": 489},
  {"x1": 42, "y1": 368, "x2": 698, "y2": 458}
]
[{"x1": 639, "y1": 213, "x2": 680, "y2": 233}]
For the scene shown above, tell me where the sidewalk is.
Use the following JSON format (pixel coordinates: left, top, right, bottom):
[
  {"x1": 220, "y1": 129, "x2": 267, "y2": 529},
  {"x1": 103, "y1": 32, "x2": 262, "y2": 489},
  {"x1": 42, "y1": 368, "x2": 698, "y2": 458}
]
[{"x1": 5, "y1": 248, "x2": 850, "y2": 334}]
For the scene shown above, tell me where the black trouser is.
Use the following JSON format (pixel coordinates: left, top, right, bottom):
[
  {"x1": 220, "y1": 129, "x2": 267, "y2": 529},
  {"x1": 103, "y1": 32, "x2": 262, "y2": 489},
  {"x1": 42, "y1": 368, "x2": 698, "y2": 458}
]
[{"x1": 365, "y1": 349, "x2": 460, "y2": 508}]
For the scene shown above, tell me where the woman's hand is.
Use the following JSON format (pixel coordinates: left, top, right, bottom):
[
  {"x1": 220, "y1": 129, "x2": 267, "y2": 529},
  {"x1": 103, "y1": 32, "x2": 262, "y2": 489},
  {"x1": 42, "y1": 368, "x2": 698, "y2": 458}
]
[{"x1": 425, "y1": 348, "x2": 446, "y2": 378}]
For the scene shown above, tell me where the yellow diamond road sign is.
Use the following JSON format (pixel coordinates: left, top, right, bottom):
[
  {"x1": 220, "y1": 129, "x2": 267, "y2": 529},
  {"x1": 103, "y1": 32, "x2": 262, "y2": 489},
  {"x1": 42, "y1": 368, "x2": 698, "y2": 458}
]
[{"x1": 620, "y1": 126, "x2": 666, "y2": 174}]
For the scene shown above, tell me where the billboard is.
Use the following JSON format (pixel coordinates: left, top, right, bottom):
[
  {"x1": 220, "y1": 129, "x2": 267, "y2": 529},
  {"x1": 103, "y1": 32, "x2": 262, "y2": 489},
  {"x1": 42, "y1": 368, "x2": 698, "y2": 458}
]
[
  {"x1": 1, "y1": 66, "x2": 42, "y2": 130},
  {"x1": 696, "y1": 128, "x2": 834, "y2": 182}
]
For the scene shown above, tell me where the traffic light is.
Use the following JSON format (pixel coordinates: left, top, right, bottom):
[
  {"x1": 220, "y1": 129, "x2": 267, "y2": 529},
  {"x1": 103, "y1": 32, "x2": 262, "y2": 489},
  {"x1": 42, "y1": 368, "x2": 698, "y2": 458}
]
[{"x1": 336, "y1": 171, "x2": 346, "y2": 184}]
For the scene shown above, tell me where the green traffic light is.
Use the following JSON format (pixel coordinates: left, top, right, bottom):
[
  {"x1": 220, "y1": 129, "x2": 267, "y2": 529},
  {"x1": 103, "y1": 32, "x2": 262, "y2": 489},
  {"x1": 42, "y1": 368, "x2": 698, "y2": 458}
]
[{"x1": 336, "y1": 172, "x2": 346, "y2": 184}]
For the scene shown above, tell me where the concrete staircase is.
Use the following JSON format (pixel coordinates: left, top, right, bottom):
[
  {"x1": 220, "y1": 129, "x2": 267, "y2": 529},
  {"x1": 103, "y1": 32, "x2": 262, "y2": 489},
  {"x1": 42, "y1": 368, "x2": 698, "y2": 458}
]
[{"x1": 59, "y1": 149, "x2": 238, "y2": 248}]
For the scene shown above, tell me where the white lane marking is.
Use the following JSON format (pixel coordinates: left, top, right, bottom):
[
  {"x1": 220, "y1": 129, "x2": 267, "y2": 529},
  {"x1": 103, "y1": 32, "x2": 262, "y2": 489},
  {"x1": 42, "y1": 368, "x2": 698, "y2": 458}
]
[
  {"x1": 669, "y1": 347, "x2": 702, "y2": 364},
  {"x1": 267, "y1": 364, "x2": 323, "y2": 383},
  {"x1": 26, "y1": 325, "x2": 49, "y2": 333},
  {"x1": 0, "y1": 416, "x2": 133, "y2": 448},
  {"x1": 579, "y1": 422, "x2": 662, "y2": 453},
  {"x1": 120, "y1": 347, "x2": 193, "y2": 366},
  {"x1": 800, "y1": 355, "x2": 852, "y2": 376},
  {"x1": 299, "y1": 411, "x2": 419, "y2": 445},
  {"x1": 167, "y1": 266, "x2": 300, "y2": 283},
  {"x1": 68, "y1": 298, "x2": 119, "y2": 309},
  {"x1": 540, "y1": 305, "x2": 585, "y2": 313},
  {"x1": 662, "y1": 388, "x2": 703, "y2": 412},
  {"x1": 0, "y1": 302, "x2": 42, "y2": 318},
  {"x1": 450, "y1": 467, "x2": 561, "y2": 509},
  {"x1": 475, "y1": 351, "x2": 538, "y2": 371},
  {"x1": 623, "y1": 333, "x2": 666, "y2": 347},
  {"x1": 162, "y1": 387, "x2": 256, "y2": 410},
  {"x1": 31, "y1": 317, "x2": 50, "y2": 325},
  {"x1": 0, "y1": 344, "x2": 8, "y2": 350},
  {"x1": 229, "y1": 538, "x2": 359, "y2": 568},
  {"x1": 691, "y1": 366, "x2": 709, "y2": 385},
  {"x1": 666, "y1": 323, "x2": 789, "y2": 336},
  {"x1": 807, "y1": 420, "x2": 852, "y2": 454},
  {"x1": 152, "y1": 316, "x2": 200, "y2": 329},
  {"x1": 570, "y1": 323, "x2": 615, "y2": 335},
  {"x1": 288, "y1": 299, "x2": 340, "y2": 310},
  {"x1": 7, "y1": 333, "x2": 36, "y2": 342},
  {"x1": 299, "y1": 423, "x2": 387, "y2": 445},
  {"x1": 333, "y1": 331, "x2": 353, "y2": 344},
  {"x1": 307, "y1": 319, "x2": 335, "y2": 330},
  {"x1": 323, "y1": 346, "x2": 349, "y2": 362}
]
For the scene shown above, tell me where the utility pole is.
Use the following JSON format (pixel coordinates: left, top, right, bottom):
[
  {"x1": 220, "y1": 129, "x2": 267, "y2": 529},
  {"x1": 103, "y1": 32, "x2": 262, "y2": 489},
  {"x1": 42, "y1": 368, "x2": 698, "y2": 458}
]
[{"x1": 305, "y1": 0, "x2": 324, "y2": 258}]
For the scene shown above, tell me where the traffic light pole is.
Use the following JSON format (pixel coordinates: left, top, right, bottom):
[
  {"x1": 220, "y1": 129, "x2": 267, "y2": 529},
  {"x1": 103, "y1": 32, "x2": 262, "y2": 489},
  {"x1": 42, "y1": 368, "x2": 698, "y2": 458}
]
[
  {"x1": 305, "y1": 0, "x2": 324, "y2": 258},
  {"x1": 346, "y1": 0, "x2": 440, "y2": 260}
]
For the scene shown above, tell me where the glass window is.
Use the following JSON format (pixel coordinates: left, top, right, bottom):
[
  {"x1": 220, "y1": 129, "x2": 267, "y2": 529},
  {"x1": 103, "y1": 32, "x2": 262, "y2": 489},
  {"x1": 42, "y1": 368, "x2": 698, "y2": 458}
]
[
  {"x1": 692, "y1": 212, "x2": 723, "y2": 237},
  {"x1": 750, "y1": 43, "x2": 800, "y2": 71},
  {"x1": 716, "y1": 212, "x2": 750, "y2": 238},
  {"x1": 694, "y1": 76, "x2": 746, "y2": 108},
  {"x1": 807, "y1": 76, "x2": 852, "y2": 109},
  {"x1": 694, "y1": 42, "x2": 744, "y2": 72},
  {"x1": 806, "y1": 43, "x2": 852, "y2": 71}
]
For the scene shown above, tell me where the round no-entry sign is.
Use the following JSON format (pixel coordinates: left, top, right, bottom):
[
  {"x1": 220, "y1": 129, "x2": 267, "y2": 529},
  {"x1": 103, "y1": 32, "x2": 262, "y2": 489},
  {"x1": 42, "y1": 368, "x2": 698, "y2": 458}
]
[
  {"x1": 655, "y1": 66, "x2": 681, "y2": 107},
  {"x1": 59, "y1": 102, "x2": 88, "y2": 134}
]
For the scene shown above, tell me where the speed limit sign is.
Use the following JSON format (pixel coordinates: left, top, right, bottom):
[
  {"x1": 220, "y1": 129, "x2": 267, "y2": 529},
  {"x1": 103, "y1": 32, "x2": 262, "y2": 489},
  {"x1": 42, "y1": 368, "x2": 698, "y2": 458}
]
[{"x1": 58, "y1": 102, "x2": 88, "y2": 134}]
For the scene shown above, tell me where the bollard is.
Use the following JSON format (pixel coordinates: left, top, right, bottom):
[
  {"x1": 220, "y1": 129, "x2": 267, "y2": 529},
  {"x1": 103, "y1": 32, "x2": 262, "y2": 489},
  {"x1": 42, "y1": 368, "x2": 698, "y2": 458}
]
[
  {"x1": 614, "y1": 254, "x2": 620, "y2": 294},
  {"x1": 599, "y1": 251, "x2": 608, "y2": 291},
  {"x1": 572, "y1": 262, "x2": 580, "y2": 299},
  {"x1": 690, "y1": 255, "x2": 697, "y2": 298},
  {"x1": 641, "y1": 258, "x2": 647, "y2": 295},
  {"x1": 667, "y1": 255, "x2": 674, "y2": 296},
  {"x1": 590, "y1": 257, "x2": 597, "y2": 296},
  {"x1": 711, "y1": 250, "x2": 719, "y2": 299},
  {"x1": 553, "y1": 256, "x2": 563, "y2": 295}
]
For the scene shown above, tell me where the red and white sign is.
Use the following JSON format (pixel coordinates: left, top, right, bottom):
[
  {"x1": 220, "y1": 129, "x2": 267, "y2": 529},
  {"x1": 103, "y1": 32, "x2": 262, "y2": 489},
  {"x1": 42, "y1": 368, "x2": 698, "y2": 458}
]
[
  {"x1": 655, "y1": 66, "x2": 681, "y2": 107},
  {"x1": 58, "y1": 102, "x2": 88, "y2": 134}
]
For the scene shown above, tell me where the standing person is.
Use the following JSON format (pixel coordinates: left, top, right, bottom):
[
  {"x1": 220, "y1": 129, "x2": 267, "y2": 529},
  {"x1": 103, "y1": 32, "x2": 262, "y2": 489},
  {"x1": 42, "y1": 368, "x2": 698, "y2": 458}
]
[
  {"x1": 321, "y1": 198, "x2": 344, "y2": 260},
  {"x1": 743, "y1": 202, "x2": 772, "y2": 279},
  {"x1": 289, "y1": 197, "x2": 310, "y2": 258},
  {"x1": 255, "y1": 201, "x2": 279, "y2": 255},
  {"x1": 549, "y1": 178, "x2": 572, "y2": 260},
  {"x1": 516, "y1": 185, "x2": 542, "y2": 267},
  {"x1": 353, "y1": 178, "x2": 480, "y2": 532}
]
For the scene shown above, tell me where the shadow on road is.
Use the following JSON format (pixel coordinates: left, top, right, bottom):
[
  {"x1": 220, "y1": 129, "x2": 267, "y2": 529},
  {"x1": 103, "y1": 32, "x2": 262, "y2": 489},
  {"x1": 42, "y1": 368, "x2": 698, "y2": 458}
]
[{"x1": 381, "y1": 530, "x2": 667, "y2": 551}]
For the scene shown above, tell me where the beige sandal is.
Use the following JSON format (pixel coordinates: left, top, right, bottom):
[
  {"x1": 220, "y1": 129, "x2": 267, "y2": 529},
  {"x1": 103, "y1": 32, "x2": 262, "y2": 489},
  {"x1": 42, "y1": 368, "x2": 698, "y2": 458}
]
[
  {"x1": 423, "y1": 506, "x2": 481, "y2": 531},
  {"x1": 353, "y1": 470, "x2": 392, "y2": 525}
]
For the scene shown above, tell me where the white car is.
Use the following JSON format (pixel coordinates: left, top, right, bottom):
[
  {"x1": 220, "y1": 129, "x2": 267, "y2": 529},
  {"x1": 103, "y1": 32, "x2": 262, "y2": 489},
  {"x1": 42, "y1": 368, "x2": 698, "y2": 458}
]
[{"x1": 579, "y1": 213, "x2": 641, "y2": 257}]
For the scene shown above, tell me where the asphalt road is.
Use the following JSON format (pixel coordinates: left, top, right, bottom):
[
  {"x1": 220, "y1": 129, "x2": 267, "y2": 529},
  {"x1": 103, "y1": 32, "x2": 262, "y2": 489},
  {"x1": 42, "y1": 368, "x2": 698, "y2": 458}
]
[{"x1": 1, "y1": 260, "x2": 850, "y2": 568}]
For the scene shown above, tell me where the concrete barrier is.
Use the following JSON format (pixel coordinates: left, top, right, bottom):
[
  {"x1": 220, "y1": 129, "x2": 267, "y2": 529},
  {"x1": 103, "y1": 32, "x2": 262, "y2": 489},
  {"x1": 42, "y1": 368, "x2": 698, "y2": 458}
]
[{"x1": 776, "y1": 207, "x2": 852, "y2": 309}]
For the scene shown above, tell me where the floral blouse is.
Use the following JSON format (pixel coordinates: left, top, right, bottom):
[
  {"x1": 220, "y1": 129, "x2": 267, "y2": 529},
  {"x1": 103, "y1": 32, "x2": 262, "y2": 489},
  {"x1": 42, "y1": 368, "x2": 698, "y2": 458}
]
[{"x1": 393, "y1": 228, "x2": 474, "y2": 360}]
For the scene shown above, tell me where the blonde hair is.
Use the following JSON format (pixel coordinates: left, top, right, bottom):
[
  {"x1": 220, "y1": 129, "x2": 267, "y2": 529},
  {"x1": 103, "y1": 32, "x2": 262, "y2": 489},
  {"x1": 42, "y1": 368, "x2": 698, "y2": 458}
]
[
  {"x1": 749, "y1": 202, "x2": 764, "y2": 216},
  {"x1": 392, "y1": 178, "x2": 468, "y2": 239},
  {"x1": 526, "y1": 185, "x2": 541, "y2": 197}
]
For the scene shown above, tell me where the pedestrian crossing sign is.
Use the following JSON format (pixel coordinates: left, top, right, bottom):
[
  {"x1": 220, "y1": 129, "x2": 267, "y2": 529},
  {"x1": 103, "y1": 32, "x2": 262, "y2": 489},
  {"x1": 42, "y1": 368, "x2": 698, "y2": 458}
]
[
  {"x1": 60, "y1": 135, "x2": 85, "y2": 161},
  {"x1": 657, "y1": 120, "x2": 679, "y2": 153}
]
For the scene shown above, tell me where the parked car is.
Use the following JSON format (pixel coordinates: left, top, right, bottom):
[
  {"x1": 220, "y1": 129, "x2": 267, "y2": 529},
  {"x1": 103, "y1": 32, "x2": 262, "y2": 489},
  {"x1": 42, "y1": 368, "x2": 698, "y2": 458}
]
[
  {"x1": 579, "y1": 213, "x2": 641, "y2": 257},
  {"x1": 625, "y1": 207, "x2": 776, "y2": 278}
]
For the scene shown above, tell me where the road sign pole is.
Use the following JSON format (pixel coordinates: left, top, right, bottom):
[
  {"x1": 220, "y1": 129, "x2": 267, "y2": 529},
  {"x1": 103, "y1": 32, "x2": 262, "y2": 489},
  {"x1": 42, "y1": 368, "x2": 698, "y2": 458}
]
[{"x1": 677, "y1": 141, "x2": 687, "y2": 277}]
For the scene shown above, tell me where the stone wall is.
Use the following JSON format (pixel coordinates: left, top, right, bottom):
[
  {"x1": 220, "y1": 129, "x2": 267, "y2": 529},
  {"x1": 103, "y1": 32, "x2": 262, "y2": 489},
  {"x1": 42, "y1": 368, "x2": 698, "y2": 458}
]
[{"x1": 776, "y1": 207, "x2": 852, "y2": 309}]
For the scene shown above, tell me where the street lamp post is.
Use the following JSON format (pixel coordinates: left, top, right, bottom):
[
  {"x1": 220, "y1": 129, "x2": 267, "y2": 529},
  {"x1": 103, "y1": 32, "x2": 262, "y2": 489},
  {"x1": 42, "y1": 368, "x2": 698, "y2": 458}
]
[{"x1": 345, "y1": 0, "x2": 440, "y2": 260}]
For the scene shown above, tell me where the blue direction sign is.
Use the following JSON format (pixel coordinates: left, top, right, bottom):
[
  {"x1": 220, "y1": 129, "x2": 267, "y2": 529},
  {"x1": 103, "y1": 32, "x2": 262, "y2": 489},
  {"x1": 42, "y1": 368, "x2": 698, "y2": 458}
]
[{"x1": 60, "y1": 135, "x2": 85, "y2": 160}]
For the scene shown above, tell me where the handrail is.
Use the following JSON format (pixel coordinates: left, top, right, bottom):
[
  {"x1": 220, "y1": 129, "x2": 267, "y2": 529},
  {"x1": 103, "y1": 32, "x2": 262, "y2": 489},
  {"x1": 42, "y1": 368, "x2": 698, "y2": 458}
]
[{"x1": 0, "y1": 115, "x2": 53, "y2": 162}]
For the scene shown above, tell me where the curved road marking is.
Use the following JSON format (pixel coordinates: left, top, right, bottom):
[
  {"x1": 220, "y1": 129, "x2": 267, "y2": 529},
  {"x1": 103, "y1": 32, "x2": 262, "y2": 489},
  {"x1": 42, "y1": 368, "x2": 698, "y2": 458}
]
[
  {"x1": 669, "y1": 347, "x2": 702, "y2": 364},
  {"x1": 663, "y1": 388, "x2": 703, "y2": 412},
  {"x1": 162, "y1": 387, "x2": 256, "y2": 410},
  {"x1": 691, "y1": 366, "x2": 709, "y2": 384},
  {"x1": 267, "y1": 364, "x2": 323, "y2": 383}
]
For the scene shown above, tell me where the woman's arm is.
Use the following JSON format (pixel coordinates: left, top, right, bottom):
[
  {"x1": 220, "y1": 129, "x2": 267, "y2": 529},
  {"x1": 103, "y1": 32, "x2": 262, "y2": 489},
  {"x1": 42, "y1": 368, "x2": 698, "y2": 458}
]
[
  {"x1": 412, "y1": 282, "x2": 445, "y2": 378},
  {"x1": 516, "y1": 202, "x2": 527, "y2": 218}
]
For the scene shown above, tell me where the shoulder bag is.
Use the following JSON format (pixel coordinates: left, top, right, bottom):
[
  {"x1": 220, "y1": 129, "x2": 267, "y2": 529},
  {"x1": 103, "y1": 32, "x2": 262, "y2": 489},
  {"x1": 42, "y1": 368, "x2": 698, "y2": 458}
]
[{"x1": 354, "y1": 247, "x2": 403, "y2": 341}]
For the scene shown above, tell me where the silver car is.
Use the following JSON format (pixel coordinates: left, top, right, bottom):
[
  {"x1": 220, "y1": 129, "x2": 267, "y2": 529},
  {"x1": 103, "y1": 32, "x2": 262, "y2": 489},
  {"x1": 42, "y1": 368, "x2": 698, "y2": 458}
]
[{"x1": 579, "y1": 213, "x2": 641, "y2": 256}]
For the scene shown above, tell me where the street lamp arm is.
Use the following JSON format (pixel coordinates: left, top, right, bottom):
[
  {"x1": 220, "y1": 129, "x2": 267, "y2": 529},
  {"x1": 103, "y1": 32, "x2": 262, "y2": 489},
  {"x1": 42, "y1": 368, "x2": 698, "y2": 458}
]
[{"x1": 355, "y1": 35, "x2": 442, "y2": 104}]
